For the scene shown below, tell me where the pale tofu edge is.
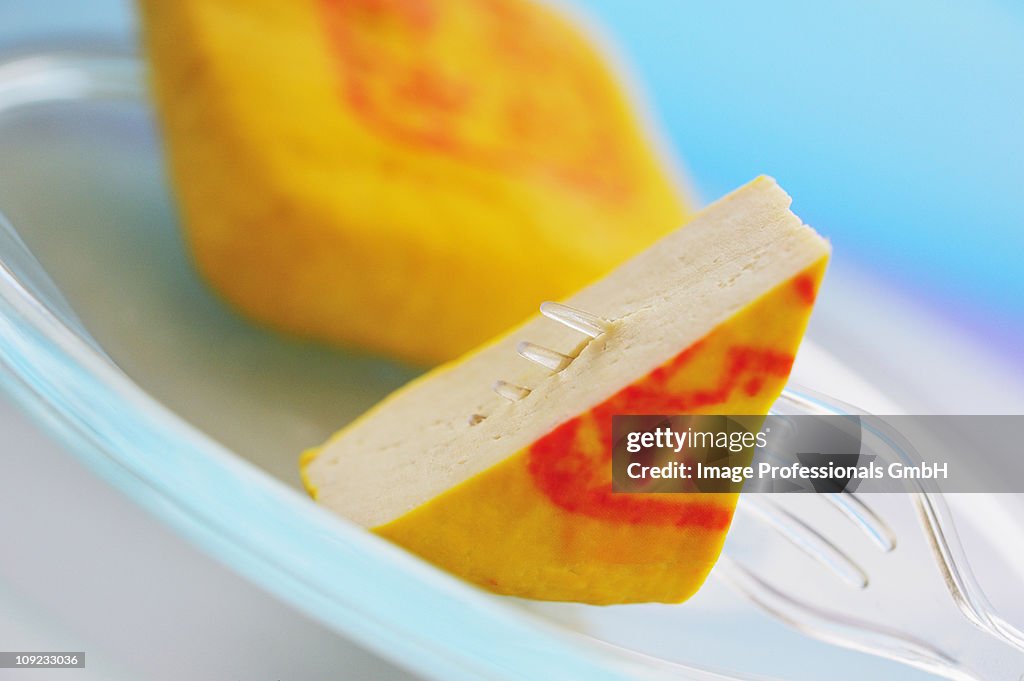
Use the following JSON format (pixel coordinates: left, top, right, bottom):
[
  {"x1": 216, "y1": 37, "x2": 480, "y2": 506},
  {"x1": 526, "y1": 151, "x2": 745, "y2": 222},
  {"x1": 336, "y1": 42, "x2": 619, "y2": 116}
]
[{"x1": 307, "y1": 176, "x2": 831, "y2": 527}]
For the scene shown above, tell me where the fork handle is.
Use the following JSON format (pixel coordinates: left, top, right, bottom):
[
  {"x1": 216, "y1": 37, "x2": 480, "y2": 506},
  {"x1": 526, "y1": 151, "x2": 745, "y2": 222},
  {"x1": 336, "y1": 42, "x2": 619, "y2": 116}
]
[
  {"x1": 937, "y1": 617, "x2": 1024, "y2": 681},
  {"x1": 718, "y1": 554, "x2": 1024, "y2": 681}
]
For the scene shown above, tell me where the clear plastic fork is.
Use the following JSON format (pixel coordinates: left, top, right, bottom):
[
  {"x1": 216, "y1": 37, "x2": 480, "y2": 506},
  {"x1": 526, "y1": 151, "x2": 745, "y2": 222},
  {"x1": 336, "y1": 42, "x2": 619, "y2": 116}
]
[
  {"x1": 515, "y1": 302, "x2": 1023, "y2": 679},
  {"x1": 718, "y1": 386, "x2": 1024, "y2": 681}
]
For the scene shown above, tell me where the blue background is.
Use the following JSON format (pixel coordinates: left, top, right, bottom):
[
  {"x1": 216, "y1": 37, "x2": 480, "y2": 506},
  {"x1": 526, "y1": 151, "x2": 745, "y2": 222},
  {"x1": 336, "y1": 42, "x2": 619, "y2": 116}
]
[{"x1": 572, "y1": 0, "x2": 1024, "y2": 357}]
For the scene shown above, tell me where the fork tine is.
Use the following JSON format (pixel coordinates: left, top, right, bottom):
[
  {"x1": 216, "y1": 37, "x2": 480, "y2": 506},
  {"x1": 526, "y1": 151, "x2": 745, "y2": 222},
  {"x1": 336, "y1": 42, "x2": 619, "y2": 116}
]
[
  {"x1": 517, "y1": 341, "x2": 574, "y2": 372},
  {"x1": 539, "y1": 301, "x2": 609, "y2": 338},
  {"x1": 714, "y1": 555, "x2": 958, "y2": 671},
  {"x1": 823, "y1": 492, "x2": 897, "y2": 552},
  {"x1": 751, "y1": 428, "x2": 897, "y2": 553},
  {"x1": 493, "y1": 380, "x2": 531, "y2": 402},
  {"x1": 740, "y1": 496, "x2": 868, "y2": 589}
]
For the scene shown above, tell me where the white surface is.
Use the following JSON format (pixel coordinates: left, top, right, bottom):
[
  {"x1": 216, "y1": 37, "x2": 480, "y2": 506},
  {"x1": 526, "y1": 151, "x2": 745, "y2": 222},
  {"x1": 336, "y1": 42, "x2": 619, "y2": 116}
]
[{"x1": 0, "y1": 393, "x2": 423, "y2": 681}]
